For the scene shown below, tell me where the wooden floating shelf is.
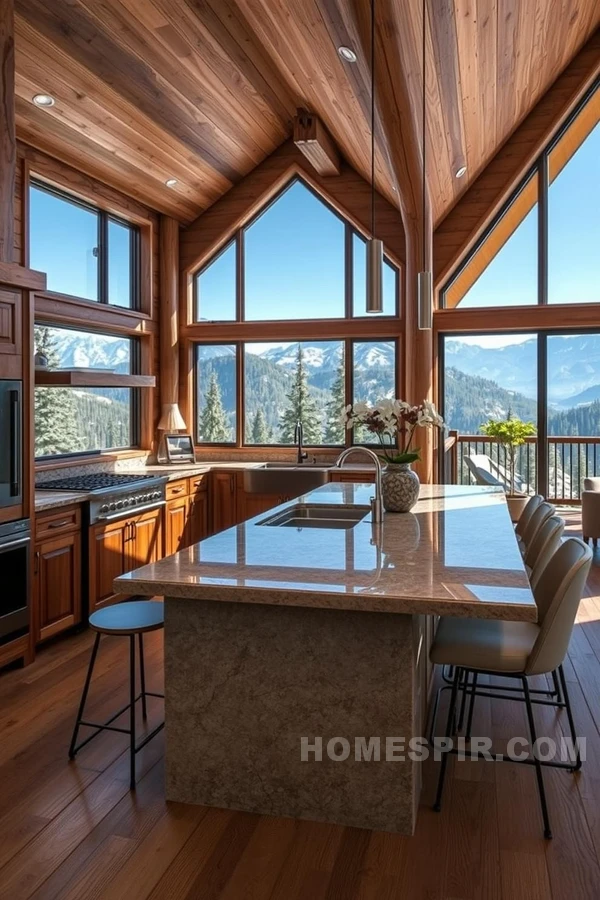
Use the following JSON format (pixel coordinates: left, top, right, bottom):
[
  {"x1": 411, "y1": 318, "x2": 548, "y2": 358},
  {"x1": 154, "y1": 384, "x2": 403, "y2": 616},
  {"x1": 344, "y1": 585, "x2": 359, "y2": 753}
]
[{"x1": 34, "y1": 371, "x2": 156, "y2": 388}]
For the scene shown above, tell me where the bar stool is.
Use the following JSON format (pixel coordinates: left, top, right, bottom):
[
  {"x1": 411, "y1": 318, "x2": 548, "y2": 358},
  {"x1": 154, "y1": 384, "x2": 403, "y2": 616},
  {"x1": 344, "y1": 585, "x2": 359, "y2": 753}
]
[{"x1": 68, "y1": 600, "x2": 165, "y2": 789}]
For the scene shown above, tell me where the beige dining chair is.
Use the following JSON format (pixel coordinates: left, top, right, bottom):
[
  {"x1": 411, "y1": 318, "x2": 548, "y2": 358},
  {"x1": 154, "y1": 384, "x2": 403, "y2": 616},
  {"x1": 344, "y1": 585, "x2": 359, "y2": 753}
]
[
  {"x1": 525, "y1": 514, "x2": 565, "y2": 588},
  {"x1": 516, "y1": 494, "x2": 543, "y2": 539},
  {"x1": 582, "y1": 476, "x2": 600, "y2": 548},
  {"x1": 518, "y1": 500, "x2": 555, "y2": 555},
  {"x1": 430, "y1": 537, "x2": 592, "y2": 839}
]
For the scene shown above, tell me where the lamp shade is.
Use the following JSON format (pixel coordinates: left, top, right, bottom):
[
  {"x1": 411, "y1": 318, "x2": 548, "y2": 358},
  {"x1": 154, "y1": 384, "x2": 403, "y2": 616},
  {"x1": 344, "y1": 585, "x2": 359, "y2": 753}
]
[
  {"x1": 158, "y1": 403, "x2": 186, "y2": 431},
  {"x1": 366, "y1": 238, "x2": 383, "y2": 314}
]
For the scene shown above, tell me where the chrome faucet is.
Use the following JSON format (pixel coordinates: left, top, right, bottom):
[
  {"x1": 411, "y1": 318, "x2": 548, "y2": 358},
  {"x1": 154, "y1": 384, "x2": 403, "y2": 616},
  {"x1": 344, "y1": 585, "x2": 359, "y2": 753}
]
[
  {"x1": 334, "y1": 447, "x2": 383, "y2": 523},
  {"x1": 294, "y1": 420, "x2": 308, "y2": 465}
]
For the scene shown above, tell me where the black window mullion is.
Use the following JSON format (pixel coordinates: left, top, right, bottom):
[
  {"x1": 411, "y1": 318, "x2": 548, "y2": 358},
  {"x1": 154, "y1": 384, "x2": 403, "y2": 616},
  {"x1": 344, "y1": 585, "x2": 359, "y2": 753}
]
[
  {"x1": 538, "y1": 156, "x2": 548, "y2": 306},
  {"x1": 537, "y1": 334, "x2": 548, "y2": 497},
  {"x1": 98, "y1": 212, "x2": 109, "y2": 304}
]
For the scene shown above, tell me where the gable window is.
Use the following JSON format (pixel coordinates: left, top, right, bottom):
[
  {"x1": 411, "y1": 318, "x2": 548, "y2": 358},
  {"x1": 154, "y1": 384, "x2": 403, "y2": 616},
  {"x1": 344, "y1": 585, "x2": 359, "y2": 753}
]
[
  {"x1": 34, "y1": 324, "x2": 140, "y2": 458},
  {"x1": 29, "y1": 180, "x2": 140, "y2": 309},
  {"x1": 442, "y1": 82, "x2": 599, "y2": 310},
  {"x1": 193, "y1": 177, "x2": 400, "y2": 323}
]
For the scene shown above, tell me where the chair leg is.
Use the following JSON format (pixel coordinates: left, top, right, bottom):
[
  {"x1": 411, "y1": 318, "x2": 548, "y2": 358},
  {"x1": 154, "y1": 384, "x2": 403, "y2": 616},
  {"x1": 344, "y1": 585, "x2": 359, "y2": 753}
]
[
  {"x1": 69, "y1": 632, "x2": 101, "y2": 760},
  {"x1": 434, "y1": 667, "x2": 462, "y2": 812},
  {"x1": 522, "y1": 676, "x2": 552, "y2": 839},
  {"x1": 138, "y1": 633, "x2": 147, "y2": 721},
  {"x1": 551, "y1": 669, "x2": 562, "y2": 704},
  {"x1": 457, "y1": 670, "x2": 470, "y2": 732},
  {"x1": 129, "y1": 635, "x2": 136, "y2": 790},
  {"x1": 558, "y1": 665, "x2": 582, "y2": 772},
  {"x1": 465, "y1": 671, "x2": 478, "y2": 741}
]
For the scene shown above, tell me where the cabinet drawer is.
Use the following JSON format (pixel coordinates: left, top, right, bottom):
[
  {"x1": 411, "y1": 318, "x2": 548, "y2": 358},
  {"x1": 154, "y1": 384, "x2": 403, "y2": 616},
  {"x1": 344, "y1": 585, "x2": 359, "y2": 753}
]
[
  {"x1": 166, "y1": 479, "x2": 189, "y2": 501},
  {"x1": 36, "y1": 505, "x2": 82, "y2": 539},
  {"x1": 189, "y1": 473, "x2": 209, "y2": 493}
]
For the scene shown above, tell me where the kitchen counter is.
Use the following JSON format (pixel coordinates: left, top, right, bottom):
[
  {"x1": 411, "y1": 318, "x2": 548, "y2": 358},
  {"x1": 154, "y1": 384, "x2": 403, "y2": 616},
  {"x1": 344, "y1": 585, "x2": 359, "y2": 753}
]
[
  {"x1": 114, "y1": 483, "x2": 533, "y2": 836},
  {"x1": 34, "y1": 490, "x2": 88, "y2": 512}
]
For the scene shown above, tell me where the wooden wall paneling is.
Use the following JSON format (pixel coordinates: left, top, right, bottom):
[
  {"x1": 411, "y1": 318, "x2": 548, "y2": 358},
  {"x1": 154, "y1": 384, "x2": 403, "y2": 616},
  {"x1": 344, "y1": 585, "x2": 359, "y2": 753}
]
[
  {"x1": 434, "y1": 30, "x2": 600, "y2": 287},
  {"x1": 0, "y1": 0, "x2": 16, "y2": 263}
]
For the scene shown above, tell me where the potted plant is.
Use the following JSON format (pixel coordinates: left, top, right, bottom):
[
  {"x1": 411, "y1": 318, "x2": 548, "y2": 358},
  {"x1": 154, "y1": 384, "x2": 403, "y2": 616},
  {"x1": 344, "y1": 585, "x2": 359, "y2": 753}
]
[
  {"x1": 479, "y1": 413, "x2": 536, "y2": 521},
  {"x1": 342, "y1": 398, "x2": 444, "y2": 512}
]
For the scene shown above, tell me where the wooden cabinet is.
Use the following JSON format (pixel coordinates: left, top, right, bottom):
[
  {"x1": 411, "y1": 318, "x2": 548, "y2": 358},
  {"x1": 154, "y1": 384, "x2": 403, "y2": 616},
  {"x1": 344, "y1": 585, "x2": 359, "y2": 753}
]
[
  {"x1": 35, "y1": 532, "x2": 82, "y2": 642},
  {"x1": 34, "y1": 506, "x2": 82, "y2": 643},
  {"x1": 329, "y1": 471, "x2": 376, "y2": 483},
  {"x1": 165, "y1": 494, "x2": 190, "y2": 556},
  {"x1": 237, "y1": 491, "x2": 282, "y2": 522},
  {"x1": 188, "y1": 491, "x2": 209, "y2": 545},
  {"x1": 89, "y1": 507, "x2": 163, "y2": 612},
  {"x1": 0, "y1": 288, "x2": 22, "y2": 378},
  {"x1": 211, "y1": 472, "x2": 239, "y2": 534}
]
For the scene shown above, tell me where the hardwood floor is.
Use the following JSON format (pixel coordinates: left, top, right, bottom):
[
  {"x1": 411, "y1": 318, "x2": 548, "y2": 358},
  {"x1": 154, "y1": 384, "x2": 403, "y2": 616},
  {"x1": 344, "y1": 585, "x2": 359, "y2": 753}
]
[{"x1": 1, "y1": 510, "x2": 600, "y2": 899}]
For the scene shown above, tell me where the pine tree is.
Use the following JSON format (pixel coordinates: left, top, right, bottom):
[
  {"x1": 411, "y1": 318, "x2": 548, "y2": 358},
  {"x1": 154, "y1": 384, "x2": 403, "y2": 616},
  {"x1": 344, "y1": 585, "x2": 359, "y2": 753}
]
[
  {"x1": 323, "y1": 351, "x2": 345, "y2": 444},
  {"x1": 251, "y1": 408, "x2": 271, "y2": 444},
  {"x1": 34, "y1": 326, "x2": 86, "y2": 456},
  {"x1": 279, "y1": 344, "x2": 322, "y2": 444},
  {"x1": 200, "y1": 372, "x2": 231, "y2": 441}
]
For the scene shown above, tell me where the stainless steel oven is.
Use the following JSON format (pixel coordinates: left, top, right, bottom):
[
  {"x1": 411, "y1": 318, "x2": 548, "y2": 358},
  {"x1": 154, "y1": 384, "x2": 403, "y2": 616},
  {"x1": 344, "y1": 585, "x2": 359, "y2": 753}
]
[
  {"x1": 0, "y1": 380, "x2": 23, "y2": 510},
  {"x1": 0, "y1": 518, "x2": 30, "y2": 643}
]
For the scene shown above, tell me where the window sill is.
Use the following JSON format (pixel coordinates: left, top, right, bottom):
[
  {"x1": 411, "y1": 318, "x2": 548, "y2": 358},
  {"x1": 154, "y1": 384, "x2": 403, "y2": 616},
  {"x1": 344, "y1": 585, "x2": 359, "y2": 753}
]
[{"x1": 35, "y1": 449, "x2": 149, "y2": 471}]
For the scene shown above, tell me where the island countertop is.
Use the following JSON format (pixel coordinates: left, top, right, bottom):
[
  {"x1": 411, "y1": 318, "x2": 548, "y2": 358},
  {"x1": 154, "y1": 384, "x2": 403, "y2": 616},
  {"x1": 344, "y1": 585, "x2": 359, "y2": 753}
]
[{"x1": 115, "y1": 483, "x2": 536, "y2": 621}]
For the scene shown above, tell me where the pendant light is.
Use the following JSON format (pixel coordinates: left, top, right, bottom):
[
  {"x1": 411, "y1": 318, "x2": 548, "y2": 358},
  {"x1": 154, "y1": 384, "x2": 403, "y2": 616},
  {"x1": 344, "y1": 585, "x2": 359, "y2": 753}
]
[
  {"x1": 366, "y1": 0, "x2": 383, "y2": 314},
  {"x1": 417, "y1": 0, "x2": 433, "y2": 330}
]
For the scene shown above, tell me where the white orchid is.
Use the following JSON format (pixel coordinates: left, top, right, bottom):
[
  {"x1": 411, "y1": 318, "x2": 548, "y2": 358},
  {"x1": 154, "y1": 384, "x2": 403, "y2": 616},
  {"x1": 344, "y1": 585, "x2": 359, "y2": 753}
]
[{"x1": 342, "y1": 397, "x2": 444, "y2": 464}]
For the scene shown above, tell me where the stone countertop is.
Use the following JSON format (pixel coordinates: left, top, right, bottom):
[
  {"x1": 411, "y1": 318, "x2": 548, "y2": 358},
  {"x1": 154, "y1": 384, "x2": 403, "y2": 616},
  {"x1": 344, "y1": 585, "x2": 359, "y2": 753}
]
[
  {"x1": 115, "y1": 483, "x2": 537, "y2": 622},
  {"x1": 35, "y1": 490, "x2": 89, "y2": 512}
]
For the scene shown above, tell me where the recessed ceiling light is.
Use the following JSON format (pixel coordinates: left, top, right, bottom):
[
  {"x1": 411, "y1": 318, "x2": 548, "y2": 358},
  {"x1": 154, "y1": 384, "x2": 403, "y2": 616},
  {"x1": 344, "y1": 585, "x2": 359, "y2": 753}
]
[
  {"x1": 165, "y1": 178, "x2": 177, "y2": 188},
  {"x1": 338, "y1": 46, "x2": 357, "y2": 63},
  {"x1": 455, "y1": 165, "x2": 467, "y2": 178},
  {"x1": 32, "y1": 94, "x2": 55, "y2": 108}
]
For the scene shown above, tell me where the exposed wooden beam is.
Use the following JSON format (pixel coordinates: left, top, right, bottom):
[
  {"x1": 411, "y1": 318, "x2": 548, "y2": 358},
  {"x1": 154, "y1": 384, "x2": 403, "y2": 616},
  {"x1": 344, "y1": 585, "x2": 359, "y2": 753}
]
[
  {"x1": 0, "y1": 0, "x2": 16, "y2": 263},
  {"x1": 159, "y1": 216, "x2": 185, "y2": 426},
  {"x1": 293, "y1": 109, "x2": 340, "y2": 176},
  {"x1": 434, "y1": 29, "x2": 600, "y2": 288}
]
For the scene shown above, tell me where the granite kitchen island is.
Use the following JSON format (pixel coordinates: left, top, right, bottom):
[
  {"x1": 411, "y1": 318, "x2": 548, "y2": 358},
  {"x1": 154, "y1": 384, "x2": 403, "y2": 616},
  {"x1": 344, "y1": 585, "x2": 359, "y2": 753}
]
[{"x1": 115, "y1": 483, "x2": 537, "y2": 835}]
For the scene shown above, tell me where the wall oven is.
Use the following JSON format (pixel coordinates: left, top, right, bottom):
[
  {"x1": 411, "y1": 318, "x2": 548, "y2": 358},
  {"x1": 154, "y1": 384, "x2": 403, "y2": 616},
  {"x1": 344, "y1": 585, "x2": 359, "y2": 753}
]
[
  {"x1": 0, "y1": 380, "x2": 23, "y2": 510},
  {"x1": 0, "y1": 518, "x2": 30, "y2": 644}
]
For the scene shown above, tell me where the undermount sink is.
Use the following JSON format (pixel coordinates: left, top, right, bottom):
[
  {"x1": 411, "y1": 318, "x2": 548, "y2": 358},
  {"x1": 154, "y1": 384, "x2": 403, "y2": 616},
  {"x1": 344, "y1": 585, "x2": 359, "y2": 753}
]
[
  {"x1": 258, "y1": 503, "x2": 370, "y2": 530},
  {"x1": 243, "y1": 465, "x2": 329, "y2": 495}
]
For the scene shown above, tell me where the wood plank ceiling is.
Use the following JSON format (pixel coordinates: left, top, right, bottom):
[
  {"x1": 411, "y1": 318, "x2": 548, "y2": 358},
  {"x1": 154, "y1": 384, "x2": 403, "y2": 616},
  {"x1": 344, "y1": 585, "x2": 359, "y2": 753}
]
[{"x1": 13, "y1": 0, "x2": 600, "y2": 225}]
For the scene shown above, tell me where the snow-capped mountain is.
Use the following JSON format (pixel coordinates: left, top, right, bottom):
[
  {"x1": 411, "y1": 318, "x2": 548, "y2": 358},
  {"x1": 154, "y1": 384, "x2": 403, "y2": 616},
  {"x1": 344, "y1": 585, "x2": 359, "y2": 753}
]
[{"x1": 260, "y1": 341, "x2": 394, "y2": 373}]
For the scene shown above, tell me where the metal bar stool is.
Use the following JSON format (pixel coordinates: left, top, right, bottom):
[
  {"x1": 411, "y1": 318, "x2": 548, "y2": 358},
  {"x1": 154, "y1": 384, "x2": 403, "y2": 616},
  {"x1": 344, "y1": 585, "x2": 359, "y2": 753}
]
[{"x1": 68, "y1": 600, "x2": 165, "y2": 789}]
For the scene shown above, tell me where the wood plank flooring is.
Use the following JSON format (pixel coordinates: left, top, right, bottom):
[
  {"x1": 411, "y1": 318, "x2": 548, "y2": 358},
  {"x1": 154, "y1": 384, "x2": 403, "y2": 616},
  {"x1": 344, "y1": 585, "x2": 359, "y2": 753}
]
[{"x1": 1, "y1": 511, "x2": 600, "y2": 899}]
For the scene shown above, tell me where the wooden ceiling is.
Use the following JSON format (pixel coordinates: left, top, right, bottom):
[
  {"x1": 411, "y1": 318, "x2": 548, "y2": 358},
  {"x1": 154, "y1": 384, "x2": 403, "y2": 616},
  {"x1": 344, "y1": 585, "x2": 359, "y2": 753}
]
[{"x1": 13, "y1": 0, "x2": 600, "y2": 226}]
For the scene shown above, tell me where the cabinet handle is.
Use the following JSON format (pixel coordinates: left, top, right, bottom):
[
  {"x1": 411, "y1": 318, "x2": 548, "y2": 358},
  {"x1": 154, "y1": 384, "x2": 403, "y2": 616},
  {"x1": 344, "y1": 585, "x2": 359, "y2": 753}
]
[
  {"x1": 48, "y1": 520, "x2": 71, "y2": 529},
  {"x1": 34, "y1": 550, "x2": 40, "y2": 575},
  {"x1": 171, "y1": 487, "x2": 185, "y2": 494}
]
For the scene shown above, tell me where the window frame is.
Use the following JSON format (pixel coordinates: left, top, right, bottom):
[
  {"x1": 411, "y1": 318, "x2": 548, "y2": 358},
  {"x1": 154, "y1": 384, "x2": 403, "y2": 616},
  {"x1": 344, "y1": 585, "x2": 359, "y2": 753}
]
[
  {"x1": 192, "y1": 176, "x2": 401, "y2": 324},
  {"x1": 33, "y1": 321, "x2": 142, "y2": 462},
  {"x1": 441, "y1": 79, "x2": 600, "y2": 310},
  {"x1": 29, "y1": 178, "x2": 142, "y2": 310},
  {"x1": 193, "y1": 337, "x2": 400, "y2": 450}
]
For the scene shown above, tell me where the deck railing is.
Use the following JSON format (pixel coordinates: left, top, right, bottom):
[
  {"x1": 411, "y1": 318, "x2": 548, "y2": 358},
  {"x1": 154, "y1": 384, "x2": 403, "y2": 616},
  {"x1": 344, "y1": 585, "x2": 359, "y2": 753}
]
[{"x1": 443, "y1": 433, "x2": 600, "y2": 502}]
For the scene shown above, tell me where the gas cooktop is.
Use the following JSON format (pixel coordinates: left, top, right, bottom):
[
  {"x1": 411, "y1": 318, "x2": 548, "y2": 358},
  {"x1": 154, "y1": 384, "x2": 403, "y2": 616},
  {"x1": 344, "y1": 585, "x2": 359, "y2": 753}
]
[{"x1": 36, "y1": 473, "x2": 160, "y2": 492}]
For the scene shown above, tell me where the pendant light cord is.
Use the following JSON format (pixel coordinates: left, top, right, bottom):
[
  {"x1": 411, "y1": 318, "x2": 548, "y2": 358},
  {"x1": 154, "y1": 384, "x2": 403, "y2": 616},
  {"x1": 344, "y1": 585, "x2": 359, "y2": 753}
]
[
  {"x1": 371, "y1": 0, "x2": 375, "y2": 238},
  {"x1": 422, "y1": 0, "x2": 426, "y2": 271}
]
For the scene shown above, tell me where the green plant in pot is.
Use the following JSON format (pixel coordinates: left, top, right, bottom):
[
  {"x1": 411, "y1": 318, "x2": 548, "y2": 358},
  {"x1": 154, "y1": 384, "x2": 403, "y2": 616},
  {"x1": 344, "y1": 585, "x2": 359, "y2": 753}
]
[
  {"x1": 479, "y1": 413, "x2": 536, "y2": 521},
  {"x1": 342, "y1": 399, "x2": 444, "y2": 512}
]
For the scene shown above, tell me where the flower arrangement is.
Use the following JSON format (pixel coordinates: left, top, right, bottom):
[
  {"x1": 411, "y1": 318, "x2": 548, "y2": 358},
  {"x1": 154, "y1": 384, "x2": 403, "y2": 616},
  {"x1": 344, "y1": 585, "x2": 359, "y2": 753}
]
[{"x1": 342, "y1": 399, "x2": 444, "y2": 465}]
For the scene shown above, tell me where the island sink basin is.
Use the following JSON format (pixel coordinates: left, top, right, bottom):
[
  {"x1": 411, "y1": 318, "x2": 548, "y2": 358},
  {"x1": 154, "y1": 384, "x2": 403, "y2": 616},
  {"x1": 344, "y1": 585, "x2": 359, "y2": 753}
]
[
  {"x1": 243, "y1": 465, "x2": 329, "y2": 495},
  {"x1": 258, "y1": 503, "x2": 370, "y2": 530}
]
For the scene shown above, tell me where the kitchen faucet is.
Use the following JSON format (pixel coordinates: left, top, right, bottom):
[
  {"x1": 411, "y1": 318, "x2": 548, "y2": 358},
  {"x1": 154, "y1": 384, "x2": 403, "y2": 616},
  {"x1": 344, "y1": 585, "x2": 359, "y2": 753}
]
[
  {"x1": 334, "y1": 447, "x2": 383, "y2": 523},
  {"x1": 294, "y1": 420, "x2": 308, "y2": 465}
]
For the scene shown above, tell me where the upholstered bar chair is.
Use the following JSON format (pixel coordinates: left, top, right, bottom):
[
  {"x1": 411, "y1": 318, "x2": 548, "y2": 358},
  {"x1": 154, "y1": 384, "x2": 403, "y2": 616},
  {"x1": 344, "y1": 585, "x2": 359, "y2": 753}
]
[
  {"x1": 582, "y1": 477, "x2": 600, "y2": 548},
  {"x1": 524, "y1": 515, "x2": 565, "y2": 586},
  {"x1": 518, "y1": 500, "x2": 555, "y2": 555},
  {"x1": 515, "y1": 494, "x2": 543, "y2": 540},
  {"x1": 430, "y1": 538, "x2": 592, "y2": 839}
]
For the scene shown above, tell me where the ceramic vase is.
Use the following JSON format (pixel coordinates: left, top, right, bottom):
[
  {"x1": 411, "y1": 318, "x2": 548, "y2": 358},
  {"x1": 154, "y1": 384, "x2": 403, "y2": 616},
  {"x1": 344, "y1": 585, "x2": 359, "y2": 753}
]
[{"x1": 381, "y1": 463, "x2": 420, "y2": 513}]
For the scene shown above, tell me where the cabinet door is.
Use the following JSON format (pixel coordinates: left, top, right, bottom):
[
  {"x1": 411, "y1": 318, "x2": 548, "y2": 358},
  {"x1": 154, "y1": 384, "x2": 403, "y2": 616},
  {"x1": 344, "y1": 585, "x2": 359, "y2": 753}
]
[
  {"x1": 188, "y1": 491, "x2": 209, "y2": 545},
  {"x1": 329, "y1": 472, "x2": 376, "y2": 484},
  {"x1": 165, "y1": 496, "x2": 190, "y2": 556},
  {"x1": 89, "y1": 521, "x2": 129, "y2": 612},
  {"x1": 35, "y1": 532, "x2": 82, "y2": 642},
  {"x1": 239, "y1": 492, "x2": 281, "y2": 521},
  {"x1": 211, "y1": 472, "x2": 238, "y2": 534},
  {"x1": 129, "y1": 508, "x2": 163, "y2": 568}
]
